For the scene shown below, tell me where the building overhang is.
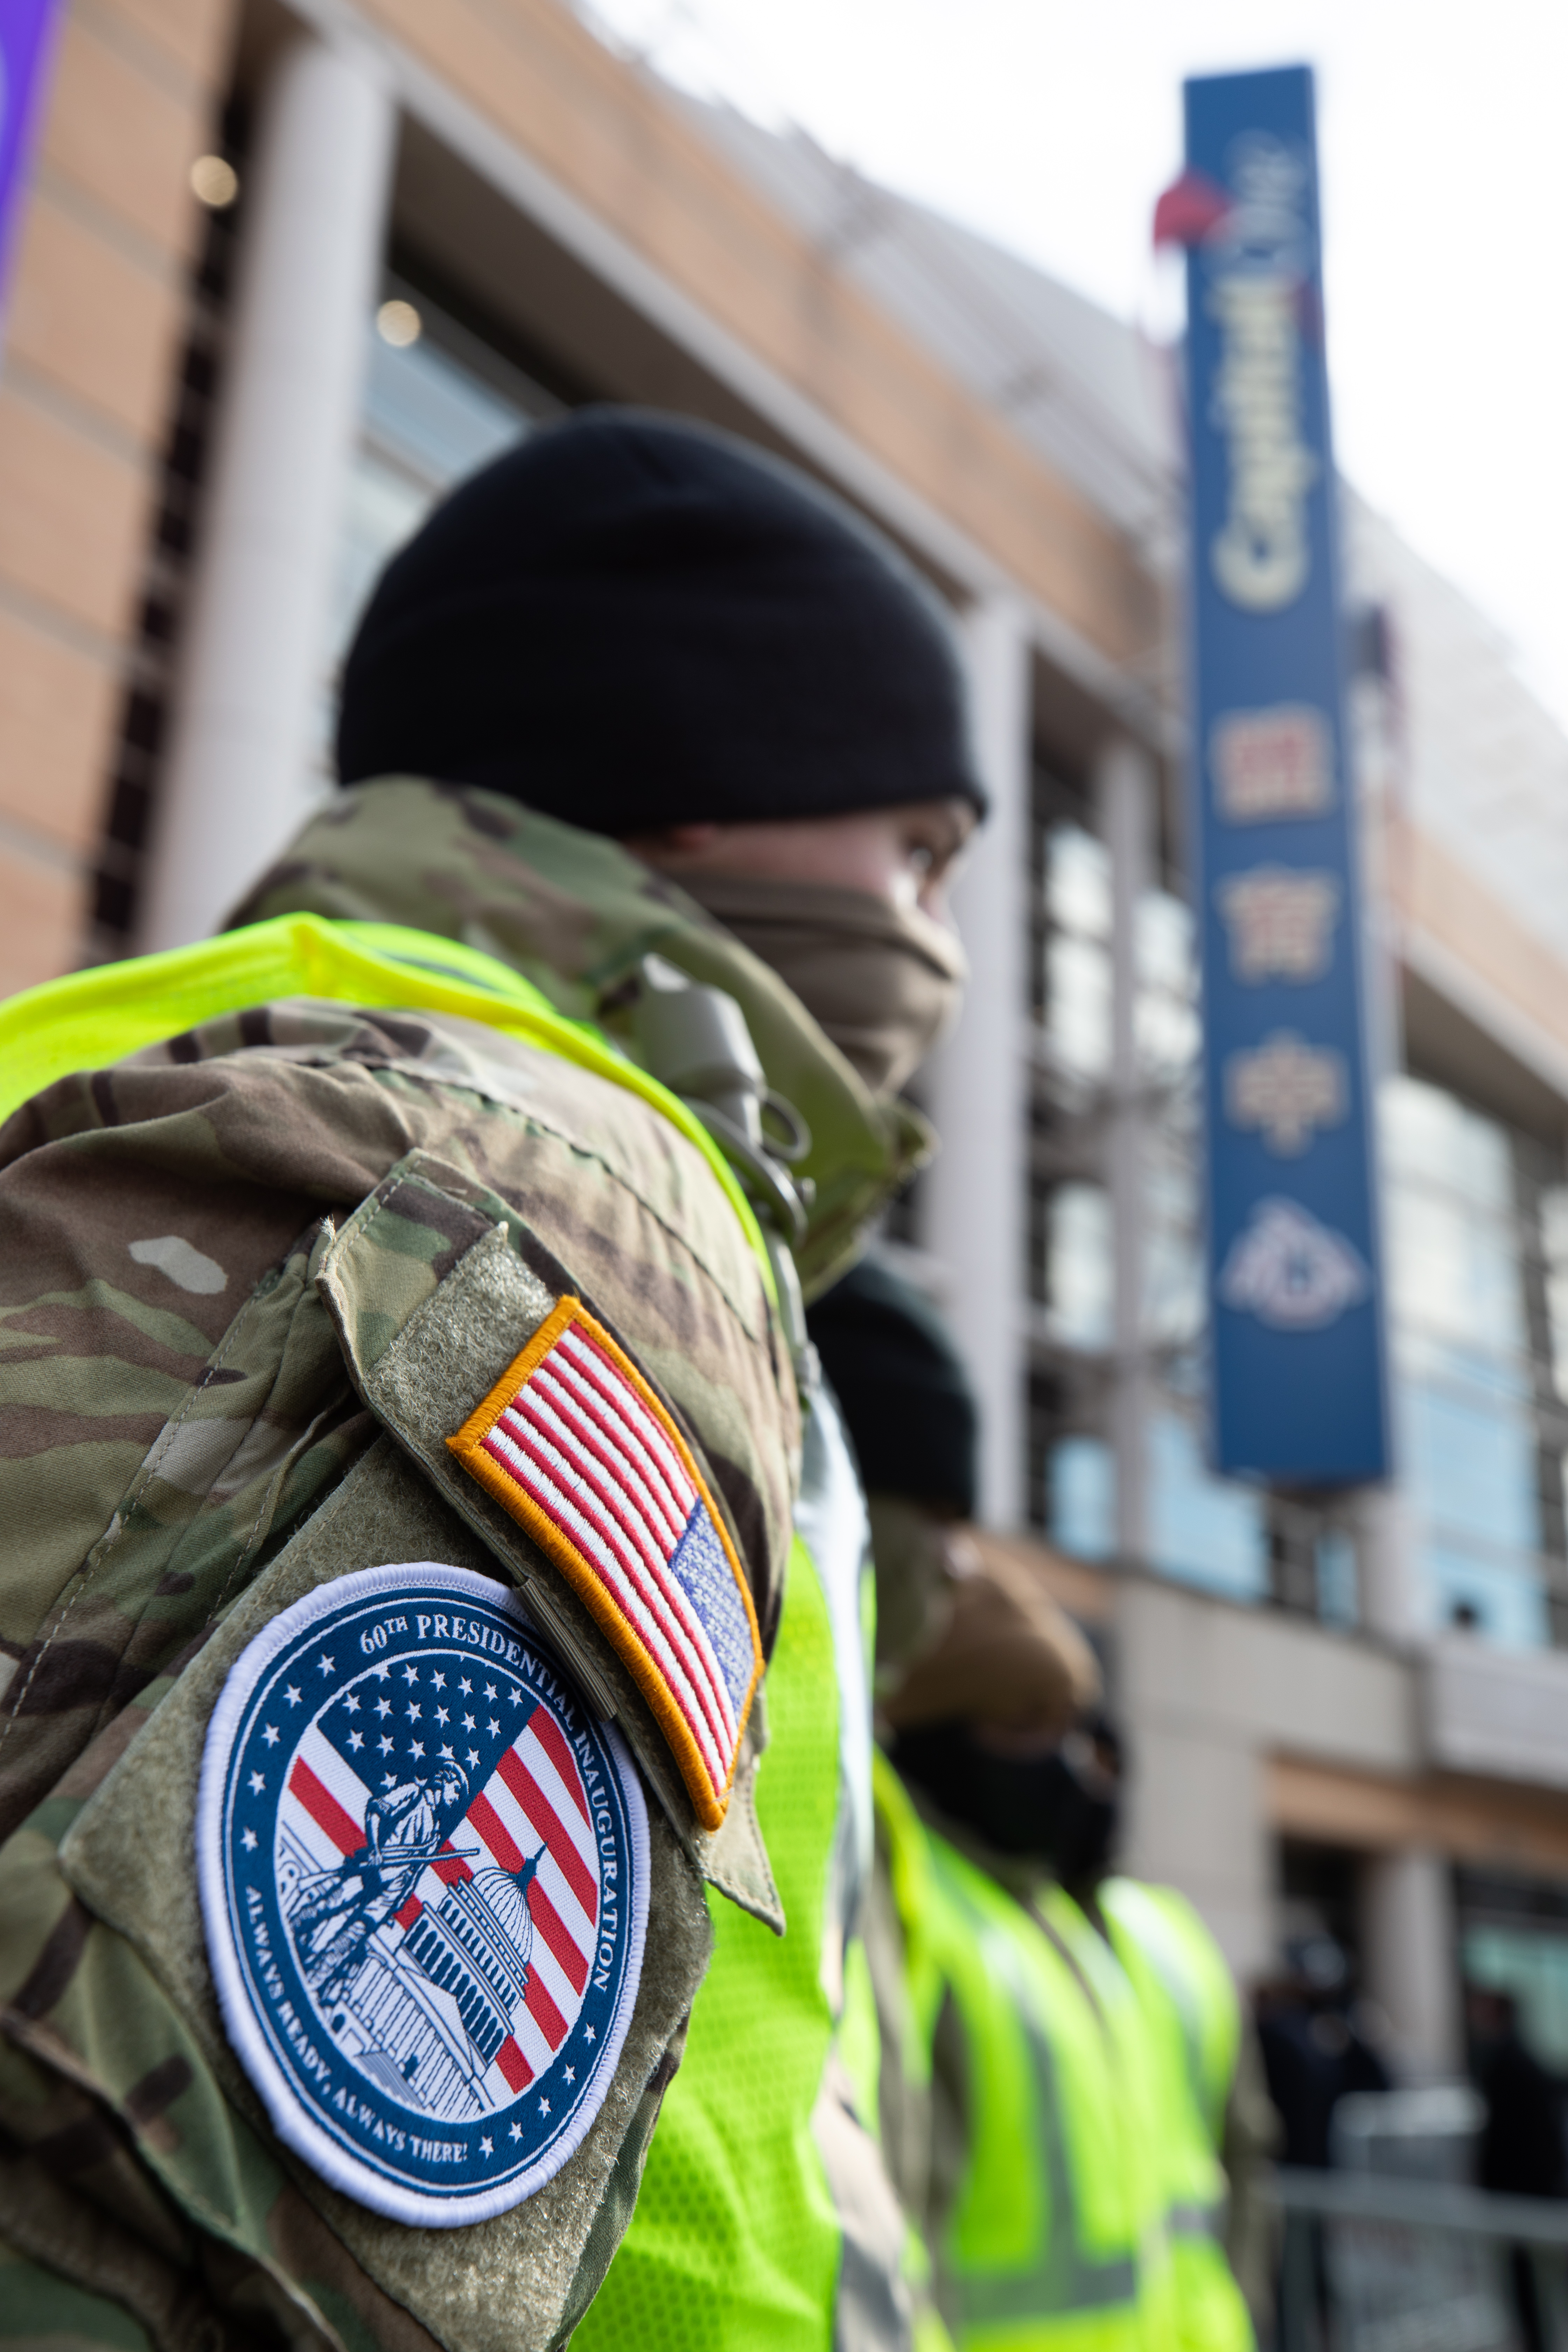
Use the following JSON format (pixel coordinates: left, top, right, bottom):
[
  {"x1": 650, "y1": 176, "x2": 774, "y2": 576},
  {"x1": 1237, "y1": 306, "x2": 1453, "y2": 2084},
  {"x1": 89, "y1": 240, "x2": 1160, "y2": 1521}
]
[{"x1": 243, "y1": 0, "x2": 1169, "y2": 757}]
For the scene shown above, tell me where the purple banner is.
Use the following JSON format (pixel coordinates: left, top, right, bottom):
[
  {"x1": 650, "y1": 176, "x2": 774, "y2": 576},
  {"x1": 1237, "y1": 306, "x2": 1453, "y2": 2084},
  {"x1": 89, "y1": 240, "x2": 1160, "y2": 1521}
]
[{"x1": 0, "y1": 0, "x2": 62, "y2": 331}]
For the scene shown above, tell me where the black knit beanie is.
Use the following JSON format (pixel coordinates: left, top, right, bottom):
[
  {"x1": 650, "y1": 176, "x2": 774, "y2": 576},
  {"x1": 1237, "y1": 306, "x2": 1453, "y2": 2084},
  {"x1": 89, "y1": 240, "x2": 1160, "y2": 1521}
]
[
  {"x1": 336, "y1": 407, "x2": 986, "y2": 832},
  {"x1": 806, "y1": 1255, "x2": 979, "y2": 1520}
]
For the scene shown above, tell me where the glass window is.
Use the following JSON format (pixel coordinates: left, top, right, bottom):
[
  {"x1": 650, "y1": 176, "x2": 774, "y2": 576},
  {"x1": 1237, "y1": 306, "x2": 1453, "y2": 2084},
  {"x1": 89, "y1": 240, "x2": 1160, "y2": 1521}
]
[
  {"x1": 1046, "y1": 824, "x2": 1110, "y2": 940},
  {"x1": 1034, "y1": 832, "x2": 1199, "y2": 1086},
  {"x1": 1044, "y1": 933, "x2": 1112, "y2": 1077},
  {"x1": 1379, "y1": 1073, "x2": 1564, "y2": 1647},
  {"x1": 1398, "y1": 1380, "x2": 1540, "y2": 1558},
  {"x1": 362, "y1": 324, "x2": 538, "y2": 484},
  {"x1": 1382, "y1": 1077, "x2": 1516, "y2": 1217},
  {"x1": 1386, "y1": 1192, "x2": 1529, "y2": 1381},
  {"x1": 1541, "y1": 1184, "x2": 1568, "y2": 1399},
  {"x1": 1034, "y1": 1181, "x2": 1113, "y2": 1347},
  {"x1": 1147, "y1": 1410, "x2": 1267, "y2": 1602},
  {"x1": 1423, "y1": 1542, "x2": 1550, "y2": 1648},
  {"x1": 1314, "y1": 1530, "x2": 1359, "y2": 1626},
  {"x1": 1050, "y1": 1436, "x2": 1115, "y2": 1560},
  {"x1": 1035, "y1": 822, "x2": 1112, "y2": 1078},
  {"x1": 1025, "y1": 782, "x2": 1266, "y2": 1592},
  {"x1": 1463, "y1": 1923, "x2": 1568, "y2": 2066},
  {"x1": 1382, "y1": 1078, "x2": 1529, "y2": 1385},
  {"x1": 1135, "y1": 889, "x2": 1200, "y2": 1080},
  {"x1": 1143, "y1": 1098, "x2": 1205, "y2": 1352},
  {"x1": 1136, "y1": 886, "x2": 1189, "y2": 993}
]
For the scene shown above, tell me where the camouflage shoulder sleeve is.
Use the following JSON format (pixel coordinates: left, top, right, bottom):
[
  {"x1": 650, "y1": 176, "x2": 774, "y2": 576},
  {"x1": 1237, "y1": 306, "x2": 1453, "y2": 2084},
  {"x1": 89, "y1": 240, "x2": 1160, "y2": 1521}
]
[
  {"x1": 0, "y1": 1002, "x2": 798, "y2": 1839},
  {"x1": 0, "y1": 1056, "x2": 394, "y2": 1844},
  {"x1": 0, "y1": 1007, "x2": 800, "y2": 2351},
  {"x1": 0, "y1": 1436, "x2": 710, "y2": 2352}
]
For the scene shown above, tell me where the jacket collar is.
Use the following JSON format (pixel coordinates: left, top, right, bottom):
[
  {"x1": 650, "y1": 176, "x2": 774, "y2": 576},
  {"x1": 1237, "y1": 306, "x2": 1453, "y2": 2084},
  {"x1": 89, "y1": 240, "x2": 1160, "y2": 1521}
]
[{"x1": 228, "y1": 776, "x2": 931, "y2": 1294}]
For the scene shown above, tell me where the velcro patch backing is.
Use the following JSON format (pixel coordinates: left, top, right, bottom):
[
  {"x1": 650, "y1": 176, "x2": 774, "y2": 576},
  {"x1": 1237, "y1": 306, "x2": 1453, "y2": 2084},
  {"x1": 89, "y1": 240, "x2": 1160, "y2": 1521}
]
[{"x1": 447, "y1": 1300, "x2": 764, "y2": 1831}]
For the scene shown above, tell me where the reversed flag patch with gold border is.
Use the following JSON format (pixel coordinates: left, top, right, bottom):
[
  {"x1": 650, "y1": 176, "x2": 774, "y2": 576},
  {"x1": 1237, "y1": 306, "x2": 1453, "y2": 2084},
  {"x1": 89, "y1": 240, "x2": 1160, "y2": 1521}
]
[{"x1": 446, "y1": 1299, "x2": 764, "y2": 1830}]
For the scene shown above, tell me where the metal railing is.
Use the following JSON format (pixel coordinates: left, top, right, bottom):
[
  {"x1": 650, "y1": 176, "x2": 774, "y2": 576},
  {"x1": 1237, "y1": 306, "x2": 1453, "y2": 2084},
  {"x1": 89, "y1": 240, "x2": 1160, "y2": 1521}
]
[{"x1": 1272, "y1": 2167, "x2": 1568, "y2": 2352}]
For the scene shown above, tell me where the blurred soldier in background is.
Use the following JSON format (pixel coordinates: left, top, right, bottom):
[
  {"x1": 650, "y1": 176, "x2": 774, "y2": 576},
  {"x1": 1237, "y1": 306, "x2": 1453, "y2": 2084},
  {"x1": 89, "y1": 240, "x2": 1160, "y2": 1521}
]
[
  {"x1": 1251, "y1": 1938, "x2": 1388, "y2": 2349},
  {"x1": 1253, "y1": 1937, "x2": 1390, "y2": 2171},
  {"x1": 879, "y1": 1560, "x2": 1171, "y2": 2350},
  {"x1": 0, "y1": 412, "x2": 983, "y2": 2352},
  {"x1": 1468, "y1": 1984, "x2": 1564, "y2": 2352},
  {"x1": 815, "y1": 1255, "x2": 1270, "y2": 2351},
  {"x1": 1080, "y1": 1750, "x2": 1274, "y2": 2350},
  {"x1": 813, "y1": 1258, "x2": 1164, "y2": 2347},
  {"x1": 806, "y1": 1253, "x2": 983, "y2": 1693}
]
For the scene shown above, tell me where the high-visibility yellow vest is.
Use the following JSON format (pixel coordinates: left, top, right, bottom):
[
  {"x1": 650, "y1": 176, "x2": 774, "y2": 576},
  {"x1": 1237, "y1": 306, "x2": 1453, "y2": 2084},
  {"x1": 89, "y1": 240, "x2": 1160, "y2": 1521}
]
[
  {"x1": 875, "y1": 1758, "x2": 1174, "y2": 2352},
  {"x1": 577, "y1": 1361, "x2": 894, "y2": 2349},
  {"x1": 573, "y1": 1524, "x2": 848, "y2": 2348},
  {"x1": 0, "y1": 915, "x2": 771, "y2": 1281},
  {"x1": 3, "y1": 919, "x2": 884, "y2": 2348},
  {"x1": 1098, "y1": 1879, "x2": 1254, "y2": 2352}
]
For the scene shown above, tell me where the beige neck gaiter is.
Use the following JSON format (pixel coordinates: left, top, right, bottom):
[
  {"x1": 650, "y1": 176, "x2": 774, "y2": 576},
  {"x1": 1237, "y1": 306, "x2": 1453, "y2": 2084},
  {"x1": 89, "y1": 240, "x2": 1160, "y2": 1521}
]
[{"x1": 679, "y1": 874, "x2": 968, "y2": 1098}]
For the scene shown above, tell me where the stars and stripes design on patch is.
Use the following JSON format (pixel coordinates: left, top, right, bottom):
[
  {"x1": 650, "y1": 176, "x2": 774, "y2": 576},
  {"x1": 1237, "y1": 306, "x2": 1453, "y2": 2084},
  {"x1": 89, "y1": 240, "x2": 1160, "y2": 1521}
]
[
  {"x1": 201, "y1": 1564, "x2": 649, "y2": 2225},
  {"x1": 281, "y1": 1679, "x2": 601, "y2": 2099},
  {"x1": 447, "y1": 1297, "x2": 764, "y2": 1830}
]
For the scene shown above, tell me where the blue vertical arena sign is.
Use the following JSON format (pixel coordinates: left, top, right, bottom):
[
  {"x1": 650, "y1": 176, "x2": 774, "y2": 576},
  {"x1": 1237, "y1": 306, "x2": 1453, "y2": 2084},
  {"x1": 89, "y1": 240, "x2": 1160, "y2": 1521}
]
[{"x1": 1176, "y1": 65, "x2": 1390, "y2": 1483}]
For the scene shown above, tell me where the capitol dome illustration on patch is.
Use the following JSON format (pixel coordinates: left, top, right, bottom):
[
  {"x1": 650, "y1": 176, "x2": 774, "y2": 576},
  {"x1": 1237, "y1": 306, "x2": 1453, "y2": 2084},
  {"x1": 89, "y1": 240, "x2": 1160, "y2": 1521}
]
[{"x1": 199, "y1": 1562, "x2": 649, "y2": 2227}]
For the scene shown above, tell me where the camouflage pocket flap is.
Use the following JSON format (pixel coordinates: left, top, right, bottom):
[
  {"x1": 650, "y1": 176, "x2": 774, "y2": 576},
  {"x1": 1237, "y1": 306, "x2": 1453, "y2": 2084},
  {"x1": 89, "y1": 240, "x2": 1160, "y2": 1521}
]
[
  {"x1": 55, "y1": 1437, "x2": 714, "y2": 2352},
  {"x1": 315, "y1": 1154, "x2": 784, "y2": 1934}
]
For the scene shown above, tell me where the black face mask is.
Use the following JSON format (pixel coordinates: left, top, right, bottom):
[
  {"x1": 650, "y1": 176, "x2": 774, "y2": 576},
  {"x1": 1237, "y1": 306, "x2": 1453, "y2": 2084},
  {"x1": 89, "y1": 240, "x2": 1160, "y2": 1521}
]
[{"x1": 890, "y1": 1723, "x2": 1120, "y2": 1884}]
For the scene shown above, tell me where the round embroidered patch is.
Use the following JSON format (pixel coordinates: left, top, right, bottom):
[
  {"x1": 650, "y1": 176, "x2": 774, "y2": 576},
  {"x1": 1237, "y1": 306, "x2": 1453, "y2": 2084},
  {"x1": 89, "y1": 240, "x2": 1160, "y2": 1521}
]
[{"x1": 198, "y1": 1562, "x2": 648, "y2": 2227}]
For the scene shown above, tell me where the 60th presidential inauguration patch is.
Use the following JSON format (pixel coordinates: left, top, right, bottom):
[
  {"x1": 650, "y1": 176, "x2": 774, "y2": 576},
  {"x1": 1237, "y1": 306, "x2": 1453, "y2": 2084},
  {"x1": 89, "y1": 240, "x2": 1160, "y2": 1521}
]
[
  {"x1": 197, "y1": 1562, "x2": 648, "y2": 2227},
  {"x1": 446, "y1": 1298, "x2": 764, "y2": 1831}
]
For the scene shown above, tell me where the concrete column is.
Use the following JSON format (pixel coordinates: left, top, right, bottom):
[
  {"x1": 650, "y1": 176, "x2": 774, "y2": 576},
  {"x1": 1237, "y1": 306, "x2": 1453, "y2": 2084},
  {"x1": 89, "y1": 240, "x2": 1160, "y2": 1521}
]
[
  {"x1": 1363, "y1": 1846, "x2": 1461, "y2": 2077},
  {"x1": 922, "y1": 596, "x2": 1032, "y2": 1527},
  {"x1": 141, "y1": 32, "x2": 396, "y2": 950},
  {"x1": 1357, "y1": 1483, "x2": 1425, "y2": 1644},
  {"x1": 1098, "y1": 736, "x2": 1157, "y2": 1570},
  {"x1": 1117, "y1": 1581, "x2": 1276, "y2": 1977}
]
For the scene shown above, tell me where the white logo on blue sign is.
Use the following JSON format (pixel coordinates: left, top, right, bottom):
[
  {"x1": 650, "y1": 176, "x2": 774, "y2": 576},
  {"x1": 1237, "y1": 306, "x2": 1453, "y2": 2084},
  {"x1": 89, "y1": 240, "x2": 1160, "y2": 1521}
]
[
  {"x1": 198, "y1": 1562, "x2": 648, "y2": 2227},
  {"x1": 1218, "y1": 1196, "x2": 1370, "y2": 1331}
]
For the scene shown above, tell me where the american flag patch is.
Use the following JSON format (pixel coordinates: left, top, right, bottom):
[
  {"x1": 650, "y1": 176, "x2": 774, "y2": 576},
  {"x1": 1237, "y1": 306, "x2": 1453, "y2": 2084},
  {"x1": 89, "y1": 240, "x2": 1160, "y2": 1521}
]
[{"x1": 447, "y1": 1298, "x2": 764, "y2": 1830}]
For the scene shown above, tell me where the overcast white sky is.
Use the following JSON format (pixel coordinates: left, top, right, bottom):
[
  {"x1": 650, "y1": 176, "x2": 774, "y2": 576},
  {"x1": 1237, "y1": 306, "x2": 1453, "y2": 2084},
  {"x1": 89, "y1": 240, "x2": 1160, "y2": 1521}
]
[{"x1": 590, "y1": 0, "x2": 1568, "y2": 732}]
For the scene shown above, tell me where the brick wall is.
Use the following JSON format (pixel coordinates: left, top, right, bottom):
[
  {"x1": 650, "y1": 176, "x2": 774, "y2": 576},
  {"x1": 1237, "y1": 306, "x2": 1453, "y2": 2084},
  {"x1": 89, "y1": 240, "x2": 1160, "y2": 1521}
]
[{"x1": 0, "y1": 0, "x2": 234, "y2": 996}]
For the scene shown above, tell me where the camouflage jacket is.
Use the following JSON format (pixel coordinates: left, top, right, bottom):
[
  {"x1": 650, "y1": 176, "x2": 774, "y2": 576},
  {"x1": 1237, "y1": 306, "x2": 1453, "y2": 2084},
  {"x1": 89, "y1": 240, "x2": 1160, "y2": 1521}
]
[
  {"x1": 0, "y1": 787, "x2": 916, "y2": 2352},
  {"x1": 230, "y1": 777, "x2": 930, "y2": 1302}
]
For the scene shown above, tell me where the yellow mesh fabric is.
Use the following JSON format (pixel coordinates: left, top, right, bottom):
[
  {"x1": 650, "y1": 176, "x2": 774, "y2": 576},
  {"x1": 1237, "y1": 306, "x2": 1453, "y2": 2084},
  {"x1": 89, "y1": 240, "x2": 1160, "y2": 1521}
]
[
  {"x1": 0, "y1": 914, "x2": 773, "y2": 1292},
  {"x1": 573, "y1": 1533, "x2": 843, "y2": 2349}
]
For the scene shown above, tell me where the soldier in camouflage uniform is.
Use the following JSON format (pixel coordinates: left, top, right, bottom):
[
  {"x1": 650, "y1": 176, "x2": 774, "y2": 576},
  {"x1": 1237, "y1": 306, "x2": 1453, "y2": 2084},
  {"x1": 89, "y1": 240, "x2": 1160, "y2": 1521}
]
[{"x1": 0, "y1": 415, "x2": 982, "y2": 2352}]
